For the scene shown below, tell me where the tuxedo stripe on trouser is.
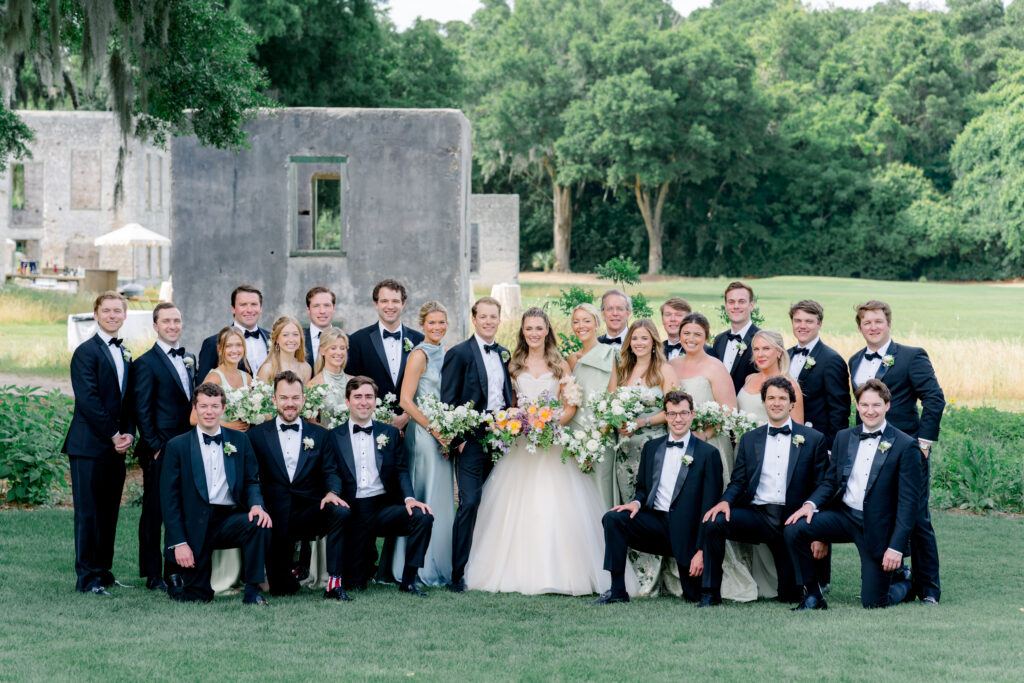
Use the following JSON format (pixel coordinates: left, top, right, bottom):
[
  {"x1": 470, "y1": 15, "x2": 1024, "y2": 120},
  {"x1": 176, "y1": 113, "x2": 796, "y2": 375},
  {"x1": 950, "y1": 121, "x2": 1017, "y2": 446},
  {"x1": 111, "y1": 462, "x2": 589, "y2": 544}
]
[
  {"x1": 909, "y1": 450, "x2": 940, "y2": 601},
  {"x1": 176, "y1": 506, "x2": 271, "y2": 602},
  {"x1": 70, "y1": 455, "x2": 125, "y2": 591},
  {"x1": 451, "y1": 437, "x2": 492, "y2": 583},
  {"x1": 703, "y1": 505, "x2": 799, "y2": 601},
  {"x1": 137, "y1": 451, "x2": 181, "y2": 580},
  {"x1": 267, "y1": 499, "x2": 349, "y2": 594},
  {"x1": 343, "y1": 494, "x2": 434, "y2": 589},
  {"x1": 602, "y1": 508, "x2": 701, "y2": 602}
]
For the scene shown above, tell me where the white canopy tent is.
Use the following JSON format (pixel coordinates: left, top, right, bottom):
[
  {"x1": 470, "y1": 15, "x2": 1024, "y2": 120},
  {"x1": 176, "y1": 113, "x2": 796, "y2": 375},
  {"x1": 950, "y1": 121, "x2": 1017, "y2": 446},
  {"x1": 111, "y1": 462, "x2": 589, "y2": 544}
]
[{"x1": 93, "y1": 223, "x2": 171, "y2": 281}]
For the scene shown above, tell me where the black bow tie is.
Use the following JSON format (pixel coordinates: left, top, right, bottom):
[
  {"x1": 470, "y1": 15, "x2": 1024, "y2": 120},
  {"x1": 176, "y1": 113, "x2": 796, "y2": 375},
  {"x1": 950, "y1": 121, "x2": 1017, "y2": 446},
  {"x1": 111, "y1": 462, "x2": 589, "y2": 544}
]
[
  {"x1": 768, "y1": 425, "x2": 792, "y2": 437},
  {"x1": 666, "y1": 439, "x2": 687, "y2": 449},
  {"x1": 107, "y1": 337, "x2": 123, "y2": 347},
  {"x1": 864, "y1": 351, "x2": 882, "y2": 361},
  {"x1": 484, "y1": 342, "x2": 500, "y2": 354},
  {"x1": 167, "y1": 347, "x2": 186, "y2": 358},
  {"x1": 202, "y1": 433, "x2": 223, "y2": 446},
  {"x1": 600, "y1": 337, "x2": 621, "y2": 346},
  {"x1": 280, "y1": 423, "x2": 299, "y2": 432},
  {"x1": 666, "y1": 342, "x2": 682, "y2": 352},
  {"x1": 382, "y1": 329, "x2": 402, "y2": 341},
  {"x1": 859, "y1": 430, "x2": 882, "y2": 440},
  {"x1": 726, "y1": 333, "x2": 743, "y2": 342},
  {"x1": 352, "y1": 423, "x2": 373, "y2": 435},
  {"x1": 243, "y1": 329, "x2": 261, "y2": 339},
  {"x1": 792, "y1": 347, "x2": 809, "y2": 356}
]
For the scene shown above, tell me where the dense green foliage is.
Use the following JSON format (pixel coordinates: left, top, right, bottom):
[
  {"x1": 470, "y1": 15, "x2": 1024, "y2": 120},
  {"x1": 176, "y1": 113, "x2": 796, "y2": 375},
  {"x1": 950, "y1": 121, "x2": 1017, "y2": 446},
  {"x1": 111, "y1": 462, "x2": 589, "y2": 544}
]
[{"x1": 0, "y1": 386, "x2": 73, "y2": 505}]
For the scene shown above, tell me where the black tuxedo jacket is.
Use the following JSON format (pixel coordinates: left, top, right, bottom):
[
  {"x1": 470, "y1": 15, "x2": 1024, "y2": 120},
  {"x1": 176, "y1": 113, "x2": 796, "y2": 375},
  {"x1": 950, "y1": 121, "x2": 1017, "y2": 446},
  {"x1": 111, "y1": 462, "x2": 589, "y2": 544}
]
[
  {"x1": 440, "y1": 336, "x2": 514, "y2": 410},
  {"x1": 327, "y1": 421, "x2": 412, "y2": 505},
  {"x1": 712, "y1": 324, "x2": 760, "y2": 394},
  {"x1": 159, "y1": 428, "x2": 264, "y2": 559},
  {"x1": 633, "y1": 434, "x2": 722, "y2": 556},
  {"x1": 197, "y1": 325, "x2": 270, "y2": 382},
  {"x1": 132, "y1": 344, "x2": 197, "y2": 461},
  {"x1": 248, "y1": 418, "x2": 341, "y2": 536},
  {"x1": 63, "y1": 333, "x2": 134, "y2": 459},
  {"x1": 722, "y1": 422, "x2": 827, "y2": 518},
  {"x1": 809, "y1": 425, "x2": 920, "y2": 560},
  {"x1": 848, "y1": 341, "x2": 945, "y2": 441},
  {"x1": 788, "y1": 341, "x2": 850, "y2": 448},
  {"x1": 345, "y1": 323, "x2": 424, "y2": 409}
]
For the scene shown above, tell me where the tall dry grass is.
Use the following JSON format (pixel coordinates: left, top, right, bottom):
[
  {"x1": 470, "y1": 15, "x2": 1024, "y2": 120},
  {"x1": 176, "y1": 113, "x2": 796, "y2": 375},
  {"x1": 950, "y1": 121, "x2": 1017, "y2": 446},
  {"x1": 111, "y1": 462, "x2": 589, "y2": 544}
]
[{"x1": 0, "y1": 287, "x2": 97, "y2": 325}]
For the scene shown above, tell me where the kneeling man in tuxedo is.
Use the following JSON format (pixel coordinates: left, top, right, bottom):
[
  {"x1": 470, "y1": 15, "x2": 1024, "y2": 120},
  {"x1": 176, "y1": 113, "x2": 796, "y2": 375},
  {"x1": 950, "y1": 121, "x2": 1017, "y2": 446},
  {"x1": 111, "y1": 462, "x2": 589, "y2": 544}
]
[
  {"x1": 247, "y1": 370, "x2": 349, "y2": 597},
  {"x1": 597, "y1": 390, "x2": 722, "y2": 604},
  {"x1": 160, "y1": 382, "x2": 272, "y2": 605},
  {"x1": 784, "y1": 378, "x2": 919, "y2": 610},
  {"x1": 699, "y1": 376, "x2": 828, "y2": 606},
  {"x1": 327, "y1": 376, "x2": 434, "y2": 598}
]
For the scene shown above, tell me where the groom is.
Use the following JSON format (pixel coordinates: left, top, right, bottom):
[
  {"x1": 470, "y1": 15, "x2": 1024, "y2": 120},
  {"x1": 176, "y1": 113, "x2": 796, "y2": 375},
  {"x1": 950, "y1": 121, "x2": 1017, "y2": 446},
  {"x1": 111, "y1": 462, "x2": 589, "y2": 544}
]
[
  {"x1": 440, "y1": 296, "x2": 514, "y2": 593},
  {"x1": 597, "y1": 390, "x2": 722, "y2": 604}
]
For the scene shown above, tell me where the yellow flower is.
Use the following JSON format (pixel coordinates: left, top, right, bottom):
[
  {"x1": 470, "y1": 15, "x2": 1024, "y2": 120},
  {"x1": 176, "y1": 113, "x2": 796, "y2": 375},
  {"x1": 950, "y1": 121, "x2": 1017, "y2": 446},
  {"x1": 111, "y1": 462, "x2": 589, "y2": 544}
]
[
  {"x1": 527, "y1": 404, "x2": 538, "y2": 415},
  {"x1": 495, "y1": 410, "x2": 508, "y2": 423},
  {"x1": 507, "y1": 419, "x2": 522, "y2": 435},
  {"x1": 538, "y1": 407, "x2": 552, "y2": 421}
]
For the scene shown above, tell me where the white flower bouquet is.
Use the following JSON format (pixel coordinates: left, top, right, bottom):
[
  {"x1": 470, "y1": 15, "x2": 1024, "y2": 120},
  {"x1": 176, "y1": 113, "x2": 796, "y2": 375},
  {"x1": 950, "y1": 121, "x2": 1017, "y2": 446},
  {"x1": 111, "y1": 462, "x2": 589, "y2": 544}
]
[
  {"x1": 223, "y1": 381, "x2": 274, "y2": 424},
  {"x1": 560, "y1": 425, "x2": 606, "y2": 474},
  {"x1": 586, "y1": 385, "x2": 664, "y2": 445},
  {"x1": 416, "y1": 393, "x2": 487, "y2": 457}
]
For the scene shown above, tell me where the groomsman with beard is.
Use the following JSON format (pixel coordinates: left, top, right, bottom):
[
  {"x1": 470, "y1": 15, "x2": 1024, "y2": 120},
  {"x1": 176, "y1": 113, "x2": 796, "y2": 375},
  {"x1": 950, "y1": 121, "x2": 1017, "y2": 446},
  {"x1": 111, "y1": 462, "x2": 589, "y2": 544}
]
[
  {"x1": 596, "y1": 289, "x2": 631, "y2": 349},
  {"x1": 247, "y1": 371, "x2": 349, "y2": 597},
  {"x1": 596, "y1": 390, "x2": 722, "y2": 604},
  {"x1": 440, "y1": 297, "x2": 514, "y2": 593},
  {"x1": 345, "y1": 279, "x2": 424, "y2": 432},
  {"x1": 784, "y1": 379, "x2": 919, "y2": 610},
  {"x1": 160, "y1": 382, "x2": 272, "y2": 605},
  {"x1": 304, "y1": 286, "x2": 341, "y2": 373},
  {"x1": 131, "y1": 302, "x2": 196, "y2": 591},
  {"x1": 62, "y1": 291, "x2": 136, "y2": 596},
  {"x1": 197, "y1": 285, "x2": 269, "y2": 380},
  {"x1": 849, "y1": 300, "x2": 944, "y2": 605},
  {"x1": 712, "y1": 282, "x2": 760, "y2": 394},
  {"x1": 699, "y1": 377, "x2": 827, "y2": 606}
]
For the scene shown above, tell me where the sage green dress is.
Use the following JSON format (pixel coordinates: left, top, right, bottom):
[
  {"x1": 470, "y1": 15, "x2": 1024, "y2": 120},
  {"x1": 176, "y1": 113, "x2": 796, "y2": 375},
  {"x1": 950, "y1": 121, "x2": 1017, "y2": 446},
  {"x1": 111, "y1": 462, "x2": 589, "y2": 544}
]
[{"x1": 569, "y1": 344, "x2": 618, "y2": 508}]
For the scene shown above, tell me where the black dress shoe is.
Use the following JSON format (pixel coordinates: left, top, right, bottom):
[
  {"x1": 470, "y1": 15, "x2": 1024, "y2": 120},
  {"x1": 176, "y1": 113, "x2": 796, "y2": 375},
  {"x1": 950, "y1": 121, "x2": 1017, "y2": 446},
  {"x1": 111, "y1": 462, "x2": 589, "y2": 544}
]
[
  {"x1": 323, "y1": 587, "x2": 352, "y2": 602},
  {"x1": 592, "y1": 590, "x2": 629, "y2": 605},
  {"x1": 696, "y1": 594, "x2": 722, "y2": 608},
  {"x1": 449, "y1": 579, "x2": 467, "y2": 594},
  {"x1": 242, "y1": 593, "x2": 270, "y2": 606},
  {"x1": 88, "y1": 586, "x2": 114, "y2": 597},
  {"x1": 146, "y1": 577, "x2": 168, "y2": 591},
  {"x1": 791, "y1": 594, "x2": 828, "y2": 611},
  {"x1": 399, "y1": 584, "x2": 429, "y2": 597},
  {"x1": 167, "y1": 574, "x2": 184, "y2": 589}
]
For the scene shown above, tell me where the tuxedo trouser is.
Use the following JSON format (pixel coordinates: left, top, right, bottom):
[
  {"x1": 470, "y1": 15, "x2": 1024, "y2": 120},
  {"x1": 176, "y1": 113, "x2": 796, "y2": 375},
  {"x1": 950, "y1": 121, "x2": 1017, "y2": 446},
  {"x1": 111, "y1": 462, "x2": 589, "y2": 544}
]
[
  {"x1": 137, "y1": 450, "x2": 181, "y2": 580},
  {"x1": 451, "y1": 436, "x2": 493, "y2": 583},
  {"x1": 70, "y1": 455, "x2": 125, "y2": 591},
  {"x1": 703, "y1": 505, "x2": 799, "y2": 601},
  {"x1": 784, "y1": 507, "x2": 911, "y2": 609},
  {"x1": 344, "y1": 495, "x2": 434, "y2": 588},
  {"x1": 603, "y1": 508, "x2": 700, "y2": 601},
  {"x1": 176, "y1": 506, "x2": 271, "y2": 602},
  {"x1": 267, "y1": 499, "x2": 349, "y2": 593},
  {"x1": 910, "y1": 450, "x2": 941, "y2": 601}
]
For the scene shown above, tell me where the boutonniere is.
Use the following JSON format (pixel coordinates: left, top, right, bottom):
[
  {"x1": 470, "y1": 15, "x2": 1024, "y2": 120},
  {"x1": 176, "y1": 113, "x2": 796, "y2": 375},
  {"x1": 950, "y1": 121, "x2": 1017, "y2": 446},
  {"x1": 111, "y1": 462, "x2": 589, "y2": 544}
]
[
  {"x1": 183, "y1": 356, "x2": 195, "y2": 370},
  {"x1": 500, "y1": 349, "x2": 510, "y2": 363},
  {"x1": 302, "y1": 436, "x2": 314, "y2": 450},
  {"x1": 736, "y1": 341, "x2": 747, "y2": 354},
  {"x1": 882, "y1": 354, "x2": 894, "y2": 367},
  {"x1": 803, "y1": 357, "x2": 816, "y2": 370},
  {"x1": 681, "y1": 454, "x2": 694, "y2": 466},
  {"x1": 878, "y1": 441, "x2": 891, "y2": 452},
  {"x1": 793, "y1": 434, "x2": 805, "y2": 447},
  {"x1": 376, "y1": 434, "x2": 389, "y2": 451},
  {"x1": 121, "y1": 347, "x2": 132, "y2": 362},
  {"x1": 223, "y1": 442, "x2": 237, "y2": 456},
  {"x1": 403, "y1": 338, "x2": 414, "y2": 353}
]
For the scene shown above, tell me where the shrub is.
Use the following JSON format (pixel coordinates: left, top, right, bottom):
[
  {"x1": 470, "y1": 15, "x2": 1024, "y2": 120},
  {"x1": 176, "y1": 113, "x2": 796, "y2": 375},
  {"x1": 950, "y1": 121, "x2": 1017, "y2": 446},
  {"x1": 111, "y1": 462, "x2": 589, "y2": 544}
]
[{"x1": 0, "y1": 386, "x2": 74, "y2": 505}]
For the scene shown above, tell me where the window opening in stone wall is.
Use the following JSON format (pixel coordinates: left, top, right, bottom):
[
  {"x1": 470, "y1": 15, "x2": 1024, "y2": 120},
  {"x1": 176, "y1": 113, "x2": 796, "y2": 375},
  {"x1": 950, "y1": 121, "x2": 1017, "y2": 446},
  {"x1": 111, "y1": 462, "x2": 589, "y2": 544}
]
[
  {"x1": 11, "y1": 164, "x2": 25, "y2": 209},
  {"x1": 70, "y1": 150, "x2": 101, "y2": 210},
  {"x1": 289, "y1": 156, "x2": 347, "y2": 255}
]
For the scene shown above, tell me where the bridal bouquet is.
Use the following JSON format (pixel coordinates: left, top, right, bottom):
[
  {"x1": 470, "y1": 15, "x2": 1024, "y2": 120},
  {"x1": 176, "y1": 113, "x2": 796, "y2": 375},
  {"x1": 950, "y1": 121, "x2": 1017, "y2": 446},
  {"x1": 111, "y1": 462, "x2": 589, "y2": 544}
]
[
  {"x1": 560, "y1": 425, "x2": 606, "y2": 474},
  {"x1": 301, "y1": 383, "x2": 330, "y2": 421},
  {"x1": 691, "y1": 401, "x2": 728, "y2": 437},
  {"x1": 416, "y1": 394, "x2": 487, "y2": 457},
  {"x1": 586, "y1": 385, "x2": 664, "y2": 445},
  {"x1": 318, "y1": 392, "x2": 398, "y2": 429},
  {"x1": 485, "y1": 392, "x2": 564, "y2": 462},
  {"x1": 223, "y1": 381, "x2": 275, "y2": 424}
]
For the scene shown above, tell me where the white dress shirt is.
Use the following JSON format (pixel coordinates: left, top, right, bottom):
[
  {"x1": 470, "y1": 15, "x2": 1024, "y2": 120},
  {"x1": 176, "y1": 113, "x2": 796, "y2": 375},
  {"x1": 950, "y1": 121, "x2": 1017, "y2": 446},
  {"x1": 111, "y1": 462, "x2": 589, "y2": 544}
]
[
  {"x1": 665, "y1": 340, "x2": 682, "y2": 362},
  {"x1": 654, "y1": 432, "x2": 689, "y2": 512},
  {"x1": 310, "y1": 326, "x2": 327, "y2": 366},
  {"x1": 97, "y1": 329, "x2": 126, "y2": 390},
  {"x1": 722, "y1": 321, "x2": 753, "y2": 372},
  {"x1": 843, "y1": 422, "x2": 886, "y2": 512},
  {"x1": 235, "y1": 321, "x2": 268, "y2": 373},
  {"x1": 475, "y1": 334, "x2": 506, "y2": 411},
  {"x1": 788, "y1": 336, "x2": 820, "y2": 380},
  {"x1": 852, "y1": 339, "x2": 891, "y2": 389},
  {"x1": 156, "y1": 339, "x2": 192, "y2": 398},
  {"x1": 350, "y1": 421, "x2": 385, "y2": 499},
  {"x1": 753, "y1": 420, "x2": 793, "y2": 505},
  {"x1": 379, "y1": 321, "x2": 402, "y2": 385},
  {"x1": 276, "y1": 416, "x2": 302, "y2": 482},
  {"x1": 197, "y1": 427, "x2": 234, "y2": 506}
]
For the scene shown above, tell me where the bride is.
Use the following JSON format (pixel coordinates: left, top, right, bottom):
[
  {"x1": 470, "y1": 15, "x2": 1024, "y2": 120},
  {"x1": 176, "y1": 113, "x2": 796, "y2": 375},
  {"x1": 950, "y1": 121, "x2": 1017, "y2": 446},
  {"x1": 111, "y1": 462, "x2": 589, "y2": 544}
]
[{"x1": 465, "y1": 308, "x2": 638, "y2": 596}]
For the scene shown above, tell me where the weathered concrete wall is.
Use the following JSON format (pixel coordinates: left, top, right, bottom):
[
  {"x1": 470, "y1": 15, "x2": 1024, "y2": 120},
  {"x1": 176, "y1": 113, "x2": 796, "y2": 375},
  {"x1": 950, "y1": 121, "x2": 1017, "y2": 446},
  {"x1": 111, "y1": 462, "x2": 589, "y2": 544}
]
[
  {"x1": 469, "y1": 194, "x2": 519, "y2": 288},
  {"x1": 0, "y1": 111, "x2": 170, "y2": 283},
  {"x1": 172, "y1": 108, "x2": 472, "y2": 352}
]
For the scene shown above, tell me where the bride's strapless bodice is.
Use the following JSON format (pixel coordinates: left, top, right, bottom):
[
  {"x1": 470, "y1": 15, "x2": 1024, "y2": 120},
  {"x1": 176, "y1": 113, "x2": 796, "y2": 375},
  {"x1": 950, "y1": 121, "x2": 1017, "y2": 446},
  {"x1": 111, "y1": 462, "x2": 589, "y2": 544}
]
[{"x1": 514, "y1": 372, "x2": 558, "y2": 403}]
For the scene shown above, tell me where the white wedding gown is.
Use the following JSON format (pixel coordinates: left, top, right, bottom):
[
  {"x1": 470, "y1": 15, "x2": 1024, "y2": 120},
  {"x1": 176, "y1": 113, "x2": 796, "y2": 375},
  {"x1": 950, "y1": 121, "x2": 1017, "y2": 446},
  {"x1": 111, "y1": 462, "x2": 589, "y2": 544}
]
[{"x1": 465, "y1": 372, "x2": 639, "y2": 596}]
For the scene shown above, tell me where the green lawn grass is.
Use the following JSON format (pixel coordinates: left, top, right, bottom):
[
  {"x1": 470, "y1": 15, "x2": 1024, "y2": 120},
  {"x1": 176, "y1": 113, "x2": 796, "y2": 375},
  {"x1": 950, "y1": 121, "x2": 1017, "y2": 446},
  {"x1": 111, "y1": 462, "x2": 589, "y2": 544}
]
[{"x1": 1, "y1": 507, "x2": 1022, "y2": 680}]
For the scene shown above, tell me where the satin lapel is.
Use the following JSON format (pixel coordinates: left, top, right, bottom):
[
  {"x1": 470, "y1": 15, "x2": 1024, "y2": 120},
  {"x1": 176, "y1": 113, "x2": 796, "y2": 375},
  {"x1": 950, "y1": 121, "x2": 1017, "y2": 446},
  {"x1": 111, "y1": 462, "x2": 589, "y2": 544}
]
[
  {"x1": 155, "y1": 346, "x2": 190, "y2": 399},
  {"x1": 224, "y1": 432, "x2": 240, "y2": 502},
  {"x1": 647, "y1": 440, "x2": 667, "y2": 508},
  {"x1": 500, "y1": 345, "x2": 514, "y2": 406},
  {"x1": 469, "y1": 339, "x2": 489, "y2": 400},
  {"x1": 398, "y1": 326, "x2": 414, "y2": 379},
  {"x1": 189, "y1": 432, "x2": 210, "y2": 503},
  {"x1": 369, "y1": 328, "x2": 390, "y2": 378},
  {"x1": 865, "y1": 424, "x2": 895, "y2": 497},
  {"x1": 294, "y1": 421, "x2": 311, "y2": 479},
  {"x1": 842, "y1": 430, "x2": 859, "y2": 487},
  {"x1": 850, "y1": 349, "x2": 865, "y2": 389},
  {"x1": 670, "y1": 436, "x2": 696, "y2": 505},
  {"x1": 334, "y1": 425, "x2": 356, "y2": 480},
  {"x1": 875, "y1": 342, "x2": 896, "y2": 382},
  {"x1": 786, "y1": 428, "x2": 801, "y2": 488},
  {"x1": 796, "y1": 344, "x2": 820, "y2": 383},
  {"x1": 93, "y1": 335, "x2": 120, "y2": 390},
  {"x1": 263, "y1": 423, "x2": 290, "y2": 482},
  {"x1": 749, "y1": 432, "x2": 768, "y2": 498},
  {"x1": 185, "y1": 353, "x2": 196, "y2": 394},
  {"x1": 372, "y1": 421, "x2": 385, "y2": 471}
]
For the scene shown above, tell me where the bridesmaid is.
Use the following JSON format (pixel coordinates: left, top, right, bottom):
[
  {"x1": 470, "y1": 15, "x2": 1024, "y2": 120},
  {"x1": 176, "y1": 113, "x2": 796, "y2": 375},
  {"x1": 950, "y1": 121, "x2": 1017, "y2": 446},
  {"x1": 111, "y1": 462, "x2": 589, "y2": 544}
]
[
  {"x1": 607, "y1": 318, "x2": 678, "y2": 596},
  {"x1": 566, "y1": 302, "x2": 618, "y2": 508},
  {"x1": 308, "y1": 327, "x2": 350, "y2": 418},
  {"x1": 391, "y1": 301, "x2": 456, "y2": 586},
  {"x1": 190, "y1": 326, "x2": 251, "y2": 432},
  {"x1": 256, "y1": 316, "x2": 312, "y2": 384},
  {"x1": 738, "y1": 329, "x2": 804, "y2": 424}
]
